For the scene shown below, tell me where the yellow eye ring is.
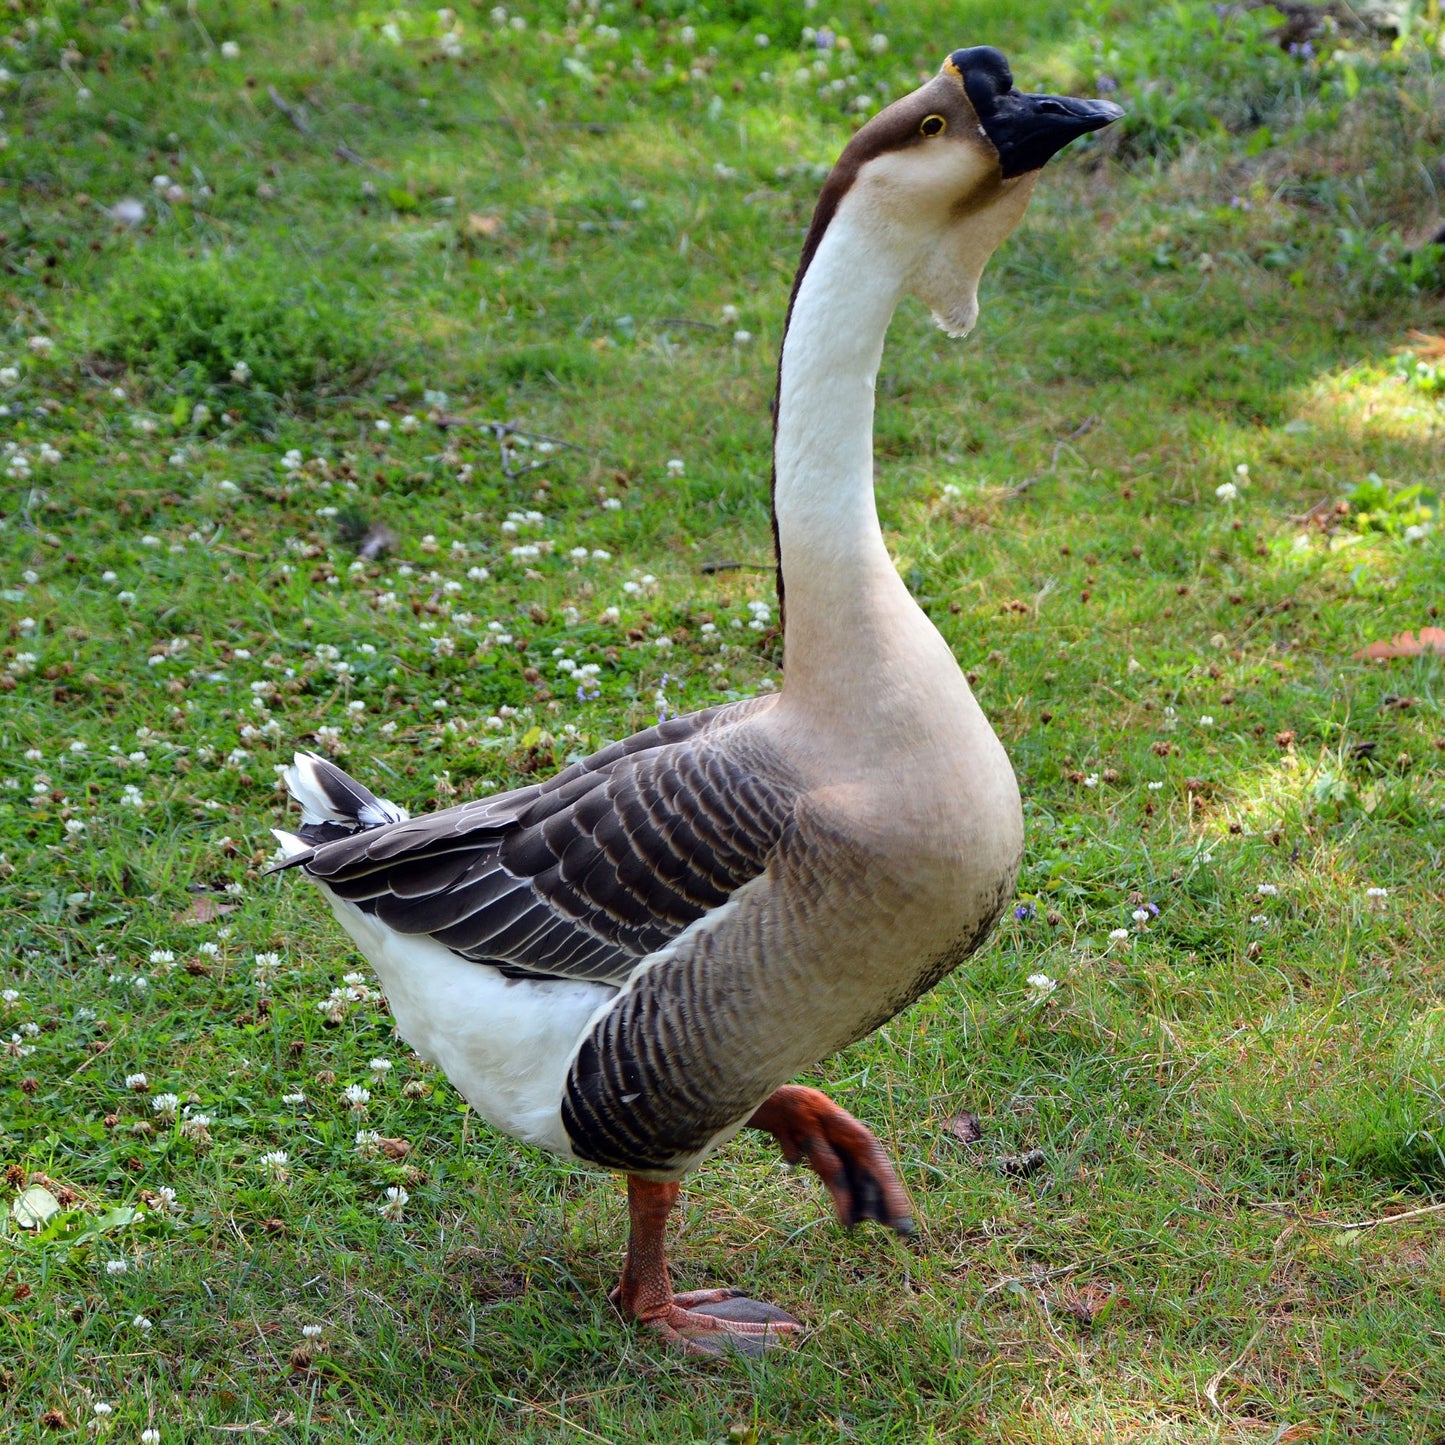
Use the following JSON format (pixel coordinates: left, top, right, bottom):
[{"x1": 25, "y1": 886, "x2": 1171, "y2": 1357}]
[{"x1": 919, "y1": 114, "x2": 947, "y2": 137}]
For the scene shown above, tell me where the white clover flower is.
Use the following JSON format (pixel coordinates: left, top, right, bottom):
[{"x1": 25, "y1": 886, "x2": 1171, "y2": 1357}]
[
  {"x1": 374, "y1": 418, "x2": 392, "y2": 435},
  {"x1": 93, "y1": 1403, "x2": 113, "y2": 1417},
  {"x1": 316, "y1": 989, "x2": 349, "y2": 1024},
  {"x1": 142, "y1": 1431, "x2": 160, "y2": 1444},
  {"x1": 666, "y1": 458, "x2": 685, "y2": 477},
  {"x1": 220, "y1": 40, "x2": 241, "y2": 59},
  {"x1": 132, "y1": 1314, "x2": 153, "y2": 1332},
  {"x1": 379, "y1": 1185, "x2": 409, "y2": 1221},
  {"x1": 1365, "y1": 886, "x2": 1388, "y2": 899},
  {"x1": 733, "y1": 330, "x2": 754, "y2": 344},
  {"x1": 260, "y1": 1150, "x2": 290, "y2": 1177},
  {"x1": 105, "y1": 1259, "x2": 129, "y2": 1275},
  {"x1": 355, "y1": 1128, "x2": 381, "y2": 1158},
  {"x1": 1215, "y1": 482, "x2": 1238, "y2": 502},
  {"x1": 1108, "y1": 927, "x2": 1130, "y2": 942},
  {"x1": 343, "y1": 1084, "x2": 371, "y2": 1110},
  {"x1": 1132, "y1": 908, "x2": 1151, "y2": 925},
  {"x1": 179, "y1": 1112, "x2": 212, "y2": 1142},
  {"x1": 27, "y1": 336, "x2": 54, "y2": 356},
  {"x1": 1199, "y1": 715, "x2": 1215, "y2": 727},
  {"x1": 152, "y1": 1186, "x2": 179, "y2": 1212},
  {"x1": 1256, "y1": 883, "x2": 1278, "y2": 897},
  {"x1": 301, "y1": 1323, "x2": 324, "y2": 1339},
  {"x1": 151, "y1": 1093, "x2": 180, "y2": 1120},
  {"x1": 369, "y1": 1058, "x2": 393, "y2": 1082},
  {"x1": 65, "y1": 819, "x2": 86, "y2": 836},
  {"x1": 282, "y1": 1093, "x2": 307, "y2": 1106},
  {"x1": 125, "y1": 1072, "x2": 149, "y2": 1092},
  {"x1": 1026, "y1": 972, "x2": 1057, "y2": 998}
]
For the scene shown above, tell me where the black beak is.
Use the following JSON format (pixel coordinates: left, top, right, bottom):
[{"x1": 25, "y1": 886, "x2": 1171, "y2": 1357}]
[
  {"x1": 945, "y1": 47, "x2": 1123, "y2": 179},
  {"x1": 982, "y1": 91, "x2": 1124, "y2": 178}
]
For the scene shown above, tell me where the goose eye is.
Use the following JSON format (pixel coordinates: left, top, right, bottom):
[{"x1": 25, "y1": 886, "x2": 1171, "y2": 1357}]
[{"x1": 919, "y1": 114, "x2": 947, "y2": 137}]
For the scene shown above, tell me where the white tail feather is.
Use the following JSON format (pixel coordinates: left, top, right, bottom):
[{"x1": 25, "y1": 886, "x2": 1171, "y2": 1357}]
[
  {"x1": 271, "y1": 828, "x2": 311, "y2": 860},
  {"x1": 282, "y1": 751, "x2": 408, "y2": 829}
]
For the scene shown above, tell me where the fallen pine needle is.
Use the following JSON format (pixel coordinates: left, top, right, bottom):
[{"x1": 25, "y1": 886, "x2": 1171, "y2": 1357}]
[{"x1": 1205, "y1": 1325, "x2": 1264, "y2": 1418}]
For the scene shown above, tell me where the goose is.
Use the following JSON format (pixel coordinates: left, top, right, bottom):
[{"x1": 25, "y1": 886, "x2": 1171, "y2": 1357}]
[{"x1": 271, "y1": 48, "x2": 1120, "y2": 1358}]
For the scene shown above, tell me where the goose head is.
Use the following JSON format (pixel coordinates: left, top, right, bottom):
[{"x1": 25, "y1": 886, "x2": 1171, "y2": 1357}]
[{"x1": 802, "y1": 47, "x2": 1122, "y2": 337}]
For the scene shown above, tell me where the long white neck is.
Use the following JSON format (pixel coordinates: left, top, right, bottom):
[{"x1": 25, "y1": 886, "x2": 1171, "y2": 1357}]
[{"x1": 772, "y1": 208, "x2": 953, "y2": 718}]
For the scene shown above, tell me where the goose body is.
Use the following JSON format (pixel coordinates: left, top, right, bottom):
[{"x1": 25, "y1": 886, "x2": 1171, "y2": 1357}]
[{"x1": 273, "y1": 48, "x2": 1120, "y2": 1354}]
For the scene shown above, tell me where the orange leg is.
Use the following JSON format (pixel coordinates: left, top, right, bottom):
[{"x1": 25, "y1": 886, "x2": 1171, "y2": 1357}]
[
  {"x1": 748, "y1": 1084, "x2": 914, "y2": 1235},
  {"x1": 611, "y1": 1176, "x2": 801, "y2": 1358}
]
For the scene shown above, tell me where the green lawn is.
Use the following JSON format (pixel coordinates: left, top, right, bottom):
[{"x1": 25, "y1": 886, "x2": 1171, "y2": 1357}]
[{"x1": 2, "y1": 2, "x2": 1444, "y2": 1440}]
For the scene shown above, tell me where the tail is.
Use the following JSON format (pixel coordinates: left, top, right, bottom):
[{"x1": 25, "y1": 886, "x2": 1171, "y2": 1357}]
[{"x1": 271, "y1": 751, "x2": 409, "y2": 866}]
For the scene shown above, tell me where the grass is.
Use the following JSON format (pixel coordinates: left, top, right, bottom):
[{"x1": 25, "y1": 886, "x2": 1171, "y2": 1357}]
[{"x1": 2, "y1": 1, "x2": 1444, "y2": 1440}]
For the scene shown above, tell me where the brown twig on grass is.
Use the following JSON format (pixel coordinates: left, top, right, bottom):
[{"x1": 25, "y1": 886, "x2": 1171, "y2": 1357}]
[
  {"x1": 269, "y1": 87, "x2": 382, "y2": 172},
  {"x1": 700, "y1": 559, "x2": 774, "y2": 574},
  {"x1": 1249, "y1": 1199, "x2": 1445, "y2": 1231},
  {"x1": 267, "y1": 85, "x2": 311, "y2": 134},
  {"x1": 1002, "y1": 415, "x2": 1098, "y2": 499}
]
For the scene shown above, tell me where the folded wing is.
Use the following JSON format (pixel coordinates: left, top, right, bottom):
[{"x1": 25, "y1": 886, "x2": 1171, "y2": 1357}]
[{"x1": 279, "y1": 697, "x2": 801, "y2": 985}]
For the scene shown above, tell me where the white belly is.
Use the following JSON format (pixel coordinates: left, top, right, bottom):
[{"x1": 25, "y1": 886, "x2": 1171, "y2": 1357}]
[{"x1": 321, "y1": 891, "x2": 615, "y2": 1159}]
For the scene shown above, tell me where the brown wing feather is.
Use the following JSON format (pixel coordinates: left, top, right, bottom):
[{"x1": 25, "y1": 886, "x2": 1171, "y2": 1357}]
[{"x1": 291, "y1": 696, "x2": 799, "y2": 984}]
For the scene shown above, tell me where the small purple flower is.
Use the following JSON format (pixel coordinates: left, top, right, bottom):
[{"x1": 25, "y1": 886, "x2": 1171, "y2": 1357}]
[
  {"x1": 576, "y1": 683, "x2": 600, "y2": 702},
  {"x1": 1230, "y1": 196, "x2": 1253, "y2": 211},
  {"x1": 1014, "y1": 904, "x2": 1035, "y2": 922},
  {"x1": 1096, "y1": 73, "x2": 1118, "y2": 94}
]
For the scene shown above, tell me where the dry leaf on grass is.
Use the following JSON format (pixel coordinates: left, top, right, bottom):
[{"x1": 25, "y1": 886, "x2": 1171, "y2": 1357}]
[
  {"x1": 1353, "y1": 626, "x2": 1445, "y2": 660},
  {"x1": 174, "y1": 894, "x2": 239, "y2": 925},
  {"x1": 1397, "y1": 328, "x2": 1445, "y2": 362},
  {"x1": 946, "y1": 1109, "x2": 983, "y2": 1144}
]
